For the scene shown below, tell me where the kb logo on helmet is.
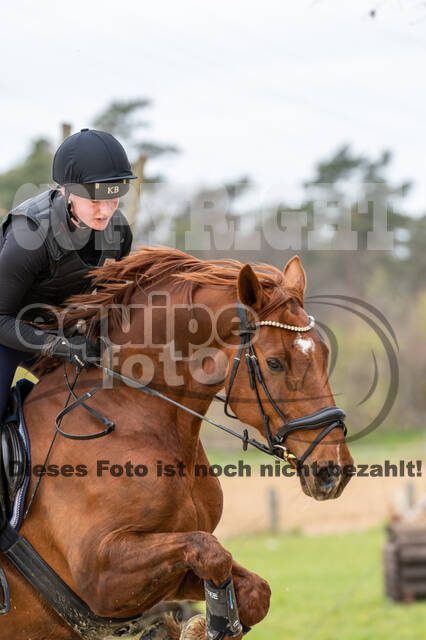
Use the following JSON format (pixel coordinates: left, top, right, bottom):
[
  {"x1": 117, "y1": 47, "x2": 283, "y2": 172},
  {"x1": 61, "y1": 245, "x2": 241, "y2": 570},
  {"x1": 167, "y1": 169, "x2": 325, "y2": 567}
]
[{"x1": 107, "y1": 186, "x2": 120, "y2": 195}]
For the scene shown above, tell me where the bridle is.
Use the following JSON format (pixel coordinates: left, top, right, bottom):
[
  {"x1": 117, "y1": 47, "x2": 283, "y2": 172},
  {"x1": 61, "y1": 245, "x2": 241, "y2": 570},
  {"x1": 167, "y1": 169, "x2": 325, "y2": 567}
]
[
  {"x1": 55, "y1": 300, "x2": 346, "y2": 468},
  {"x1": 221, "y1": 301, "x2": 347, "y2": 470},
  {"x1": 24, "y1": 300, "x2": 348, "y2": 519}
]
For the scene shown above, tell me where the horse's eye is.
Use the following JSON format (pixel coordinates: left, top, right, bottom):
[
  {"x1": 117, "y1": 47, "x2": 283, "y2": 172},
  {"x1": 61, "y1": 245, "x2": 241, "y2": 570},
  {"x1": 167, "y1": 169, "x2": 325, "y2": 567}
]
[{"x1": 266, "y1": 358, "x2": 285, "y2": 372}]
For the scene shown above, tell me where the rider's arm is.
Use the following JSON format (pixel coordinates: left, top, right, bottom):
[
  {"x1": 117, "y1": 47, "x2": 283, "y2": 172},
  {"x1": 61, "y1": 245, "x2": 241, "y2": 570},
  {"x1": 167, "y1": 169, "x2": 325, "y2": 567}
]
[
  {"x1": 0, "y1": 211, "x2": 132, "y2": 354},
  {"x1": 0, "y1": 216, "x2": 52, "y2": 352}
]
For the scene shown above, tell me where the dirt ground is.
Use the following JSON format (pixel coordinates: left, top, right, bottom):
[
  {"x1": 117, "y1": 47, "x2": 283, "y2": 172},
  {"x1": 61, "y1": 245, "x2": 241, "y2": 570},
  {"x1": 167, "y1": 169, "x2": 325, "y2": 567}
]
[{"x1": 215, "y1": 473, "x2": 426, "y2": 538}]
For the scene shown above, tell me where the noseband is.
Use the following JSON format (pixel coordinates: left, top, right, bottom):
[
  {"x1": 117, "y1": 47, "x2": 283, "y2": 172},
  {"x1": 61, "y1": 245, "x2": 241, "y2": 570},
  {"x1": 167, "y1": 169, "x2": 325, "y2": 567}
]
[{"x1": 222, "y1": 302, "x2": 347, "y2": 470}]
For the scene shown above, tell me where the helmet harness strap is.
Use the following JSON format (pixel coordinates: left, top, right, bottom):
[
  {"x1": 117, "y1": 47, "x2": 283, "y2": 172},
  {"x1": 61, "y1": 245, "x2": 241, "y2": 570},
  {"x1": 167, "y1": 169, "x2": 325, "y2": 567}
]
[{"x1": 64, "y1": 186, "x2": 91, "y2": 230}]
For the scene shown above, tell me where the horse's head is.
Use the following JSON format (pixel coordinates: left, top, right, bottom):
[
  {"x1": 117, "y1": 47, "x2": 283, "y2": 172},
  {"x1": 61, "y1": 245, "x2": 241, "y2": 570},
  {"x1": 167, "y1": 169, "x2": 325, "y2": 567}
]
[{"x1": 222, "y1": 256, "x2": 353, "y2": 501}]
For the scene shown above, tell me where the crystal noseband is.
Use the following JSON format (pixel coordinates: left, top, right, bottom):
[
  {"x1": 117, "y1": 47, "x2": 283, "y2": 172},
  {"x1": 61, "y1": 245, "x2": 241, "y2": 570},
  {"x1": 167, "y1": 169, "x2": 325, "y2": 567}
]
[{"x1": 257, "y1": 315, "x2": 315, "y2": 332}]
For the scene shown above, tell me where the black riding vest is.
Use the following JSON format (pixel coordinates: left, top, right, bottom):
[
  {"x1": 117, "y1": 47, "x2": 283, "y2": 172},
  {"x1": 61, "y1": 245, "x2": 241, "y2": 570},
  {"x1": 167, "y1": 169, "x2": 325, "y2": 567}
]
[{"x1": 0, "y1": 190, "x2": 125, "y2": 321}]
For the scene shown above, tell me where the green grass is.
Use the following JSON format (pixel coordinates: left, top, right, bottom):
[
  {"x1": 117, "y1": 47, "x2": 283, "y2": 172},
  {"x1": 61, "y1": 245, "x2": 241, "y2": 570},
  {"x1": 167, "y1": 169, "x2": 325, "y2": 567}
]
[
  {"x1": 203, "y1": 428, "x2": 426, "y2": 470},
  {"x1": 225, "y1": 528, "x2": 426, "y2": 640},
  {"x1": 347, "y1": 429, "x2": 426, "y2": 463}
]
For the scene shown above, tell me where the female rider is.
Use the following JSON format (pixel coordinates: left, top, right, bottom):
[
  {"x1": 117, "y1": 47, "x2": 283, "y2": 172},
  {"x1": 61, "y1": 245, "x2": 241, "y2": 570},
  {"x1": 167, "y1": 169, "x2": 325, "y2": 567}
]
[{"x1": 0, "y1": 128, "x2": 137, "y2": 422}]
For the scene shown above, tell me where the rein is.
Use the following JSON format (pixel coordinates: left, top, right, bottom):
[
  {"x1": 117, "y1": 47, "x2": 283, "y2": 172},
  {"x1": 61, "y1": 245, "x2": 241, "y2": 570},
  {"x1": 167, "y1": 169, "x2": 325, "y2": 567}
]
[{"x1": 53, "y1": 301, "x2": 347, "y2": 471}]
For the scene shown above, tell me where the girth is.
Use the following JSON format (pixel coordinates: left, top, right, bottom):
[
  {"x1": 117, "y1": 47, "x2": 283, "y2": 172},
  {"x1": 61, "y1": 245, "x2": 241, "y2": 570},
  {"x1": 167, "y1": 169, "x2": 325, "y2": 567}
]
[{"x1": 0, "y1": 523, "x2": 164, "y2": 639}]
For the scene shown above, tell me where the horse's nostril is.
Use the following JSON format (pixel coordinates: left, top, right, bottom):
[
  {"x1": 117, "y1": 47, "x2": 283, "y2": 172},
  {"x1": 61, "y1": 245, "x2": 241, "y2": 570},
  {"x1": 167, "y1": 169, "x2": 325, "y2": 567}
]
[{"x1": 316, "y1": 465, "x2": 338, "y2": 491}]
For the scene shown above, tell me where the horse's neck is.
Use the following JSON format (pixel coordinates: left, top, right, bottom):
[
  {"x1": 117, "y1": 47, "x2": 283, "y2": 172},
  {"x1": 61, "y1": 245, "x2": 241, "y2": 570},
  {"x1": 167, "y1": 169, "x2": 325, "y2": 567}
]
[{"x1": 102, "y1": 287, "x2": 231, "y2": 462}]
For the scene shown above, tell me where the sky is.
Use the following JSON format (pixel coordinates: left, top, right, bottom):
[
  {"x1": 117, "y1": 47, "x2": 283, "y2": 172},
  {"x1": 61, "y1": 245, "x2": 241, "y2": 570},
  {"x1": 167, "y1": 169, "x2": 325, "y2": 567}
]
[{"x1": 1, "y1": 0, "x2": 426, "y2": 216}]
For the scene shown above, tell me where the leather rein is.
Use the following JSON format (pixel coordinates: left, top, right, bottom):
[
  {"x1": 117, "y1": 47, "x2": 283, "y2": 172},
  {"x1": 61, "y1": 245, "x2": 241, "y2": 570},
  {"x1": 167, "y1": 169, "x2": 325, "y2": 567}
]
[{"x1": 53, "y1": 300, "x2": 347, "y2": 471}]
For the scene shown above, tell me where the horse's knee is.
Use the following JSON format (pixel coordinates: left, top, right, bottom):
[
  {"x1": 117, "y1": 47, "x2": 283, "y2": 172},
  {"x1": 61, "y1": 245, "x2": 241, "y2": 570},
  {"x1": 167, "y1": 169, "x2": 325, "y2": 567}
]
[
  {"x1": 184, "y1": 532, "x2": 233, "y2": 583},
  {"x1": 234, "y1": 572, "x2": 271, "y2": 626}
]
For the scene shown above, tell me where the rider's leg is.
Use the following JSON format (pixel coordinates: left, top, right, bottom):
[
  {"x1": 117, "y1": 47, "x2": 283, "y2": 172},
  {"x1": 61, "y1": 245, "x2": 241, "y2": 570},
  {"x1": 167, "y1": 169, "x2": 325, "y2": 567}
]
[{"x1": 0, "y1": 345, "x2": 33, "y2": 421}]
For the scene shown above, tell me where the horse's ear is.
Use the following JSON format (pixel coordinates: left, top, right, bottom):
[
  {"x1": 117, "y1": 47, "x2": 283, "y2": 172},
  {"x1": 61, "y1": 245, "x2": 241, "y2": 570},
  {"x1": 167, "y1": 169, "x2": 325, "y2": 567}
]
[
  {"x1": 238, "y1": 264, "x2": 264, "y2": 311},
  {"x1": 283, "y1": 255, "x2": 306, "y2": 299}
]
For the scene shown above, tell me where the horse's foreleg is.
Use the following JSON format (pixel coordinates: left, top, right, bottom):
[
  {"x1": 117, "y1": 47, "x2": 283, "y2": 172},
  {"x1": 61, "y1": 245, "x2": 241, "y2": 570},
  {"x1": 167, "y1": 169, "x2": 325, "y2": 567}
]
[
  {"x1": 77, "y1": 530, "x2": 233, "y2": 617},
  {"x1": 230, "y1": 560, "x2": 271, "y2": 627},
  {"x1": 177, "y1": 558, "x2": 271, "y2": 629}
]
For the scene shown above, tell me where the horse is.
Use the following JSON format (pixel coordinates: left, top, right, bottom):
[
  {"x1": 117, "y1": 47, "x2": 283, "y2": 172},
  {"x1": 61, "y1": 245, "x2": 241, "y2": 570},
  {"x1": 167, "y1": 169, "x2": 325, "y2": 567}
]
[{"x1": 1, "y1": 248, "x2": 353, "y2": 640}]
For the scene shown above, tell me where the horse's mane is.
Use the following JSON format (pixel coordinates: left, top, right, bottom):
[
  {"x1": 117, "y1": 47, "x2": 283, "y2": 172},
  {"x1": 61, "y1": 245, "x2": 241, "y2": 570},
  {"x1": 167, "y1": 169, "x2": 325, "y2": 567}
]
[{"x1": 35, "y1": 247, "x2": 303, "y2": 374}]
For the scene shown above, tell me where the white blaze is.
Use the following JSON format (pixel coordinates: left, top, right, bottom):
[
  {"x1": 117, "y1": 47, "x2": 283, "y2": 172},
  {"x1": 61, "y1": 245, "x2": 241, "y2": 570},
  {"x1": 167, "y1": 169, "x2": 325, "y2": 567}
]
[{"x1": 293, "y1": 336, "x2": 315, "y2": 355}]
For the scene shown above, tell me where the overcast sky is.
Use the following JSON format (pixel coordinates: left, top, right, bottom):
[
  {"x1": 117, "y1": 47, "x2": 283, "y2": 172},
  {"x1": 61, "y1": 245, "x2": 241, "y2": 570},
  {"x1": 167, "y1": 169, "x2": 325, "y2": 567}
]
[{"x1": 1, "y1": 0, "x2": 426, "y2": 215}]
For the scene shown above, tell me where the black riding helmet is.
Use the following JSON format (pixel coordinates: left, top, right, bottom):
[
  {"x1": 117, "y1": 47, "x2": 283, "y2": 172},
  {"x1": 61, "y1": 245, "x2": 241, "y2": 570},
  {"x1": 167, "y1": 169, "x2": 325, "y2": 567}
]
[{"x1": 52, "y1": 128, "x2": 137, "y2": 200}]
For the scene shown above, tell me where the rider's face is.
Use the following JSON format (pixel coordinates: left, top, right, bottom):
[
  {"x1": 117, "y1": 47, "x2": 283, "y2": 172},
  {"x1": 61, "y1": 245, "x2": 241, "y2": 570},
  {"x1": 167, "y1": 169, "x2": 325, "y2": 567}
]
[{"x1": 61, "y1": 188, "x2": 119, "y2": 230}]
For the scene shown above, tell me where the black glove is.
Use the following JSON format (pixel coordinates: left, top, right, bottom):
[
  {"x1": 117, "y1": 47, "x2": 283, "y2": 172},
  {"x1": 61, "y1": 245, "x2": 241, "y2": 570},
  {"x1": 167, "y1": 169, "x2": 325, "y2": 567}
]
[{"x1": 41, "y1": 335, "x2": 101, "y2": 368}]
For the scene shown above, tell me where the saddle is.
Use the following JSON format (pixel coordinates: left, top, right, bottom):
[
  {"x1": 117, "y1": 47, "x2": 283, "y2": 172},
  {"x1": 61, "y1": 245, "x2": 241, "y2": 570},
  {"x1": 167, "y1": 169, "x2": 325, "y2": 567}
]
[
  {"x1": 0, "y1": 385, "x2": 30, "y2": 531},
  {"x1": 0, "y1": 378, "x2": 33, "y2": 615}
]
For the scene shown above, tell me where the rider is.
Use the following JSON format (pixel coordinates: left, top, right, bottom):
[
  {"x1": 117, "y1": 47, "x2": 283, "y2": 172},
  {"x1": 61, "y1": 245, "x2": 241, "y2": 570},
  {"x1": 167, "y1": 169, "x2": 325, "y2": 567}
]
[{"x1": 0, "y1": 128, "x2": 137, "y2": 421}]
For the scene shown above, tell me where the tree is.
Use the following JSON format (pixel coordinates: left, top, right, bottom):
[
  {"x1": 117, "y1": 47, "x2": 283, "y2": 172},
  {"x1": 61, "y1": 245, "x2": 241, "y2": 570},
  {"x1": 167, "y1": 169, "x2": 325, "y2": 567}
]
[
  {"x1": 166, "y1": 175, "x2": 253, "y2": 255},
  {"x1": 92, "y1": 99, "x2": 151, "y2": 141},
  {"x1": 91, "y1": 99, "x2": 179, "y2": 177},
  {"x1": 92, "y1": 99, "x2": 179, "y2": 227},
  {"x1": 0, "y1": 139, "x2": 53, "y2": 215},
  {"x1": 297, "y1": 145, "x2": 413, "y2": 298}
]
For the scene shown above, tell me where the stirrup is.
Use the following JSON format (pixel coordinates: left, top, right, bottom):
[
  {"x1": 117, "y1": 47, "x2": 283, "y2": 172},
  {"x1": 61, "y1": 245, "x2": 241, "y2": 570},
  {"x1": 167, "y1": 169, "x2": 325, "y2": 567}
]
[{"x1": 0, "y1": 567, "x2": 10, "y2": 615}]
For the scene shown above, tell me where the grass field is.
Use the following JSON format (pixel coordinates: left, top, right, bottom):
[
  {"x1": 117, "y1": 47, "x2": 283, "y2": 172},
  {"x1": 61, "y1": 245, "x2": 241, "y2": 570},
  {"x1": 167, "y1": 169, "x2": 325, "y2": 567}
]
[
  {"x1": 204, "y1": 428, "x2": 426, "y2": 469},
  {"x1": 225, "y1": 528, "x2": 426, "y2": 640}
]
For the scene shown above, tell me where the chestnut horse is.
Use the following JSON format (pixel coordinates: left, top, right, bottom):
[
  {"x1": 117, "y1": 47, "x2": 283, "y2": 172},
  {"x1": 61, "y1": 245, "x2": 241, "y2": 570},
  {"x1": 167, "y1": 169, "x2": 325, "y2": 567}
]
[{"x1": 1, "y1": 248, "x2": 353, "y2": 640}]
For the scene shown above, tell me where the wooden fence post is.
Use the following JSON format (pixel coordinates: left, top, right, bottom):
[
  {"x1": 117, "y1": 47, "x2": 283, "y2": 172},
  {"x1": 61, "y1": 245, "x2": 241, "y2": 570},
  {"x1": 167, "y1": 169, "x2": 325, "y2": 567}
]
[
  {"x1": 61, "y1": 123, "x2": 72, "y2": 142},
  {"x1": 126, "y1": 155, "x2": 146, "y2": 230},
  {"x1": 268, "y1": 488, "x2": 279, "y2": 533}
]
